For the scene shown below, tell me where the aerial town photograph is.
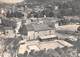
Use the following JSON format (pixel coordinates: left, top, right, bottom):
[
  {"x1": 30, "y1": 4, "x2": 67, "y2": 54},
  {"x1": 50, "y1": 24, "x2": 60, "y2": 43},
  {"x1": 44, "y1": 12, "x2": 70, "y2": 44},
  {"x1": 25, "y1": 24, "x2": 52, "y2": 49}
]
[{"x1": 0, "y1": 0, "x2": 80, "y2": 57}]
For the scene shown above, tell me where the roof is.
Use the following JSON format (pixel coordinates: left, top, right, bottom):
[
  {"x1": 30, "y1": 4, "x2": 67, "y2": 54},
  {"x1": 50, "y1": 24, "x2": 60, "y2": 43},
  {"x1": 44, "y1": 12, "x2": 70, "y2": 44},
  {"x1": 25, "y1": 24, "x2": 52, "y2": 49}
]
[
  {"x1": 0, "y1": 25, "x2": 13, "y2": 32},
  {"x1": 18, "y1": 40, "x2": 73, "y2": 54},
  {"x1": 32, "y1": 23, "x2": 53, "y2": 31},
  {"x1": 64, "y1": 16, "x2": 80, "y2": 20},
  {"x1": 26, "y1": 23, "x2": 53, "y2": 31},
  {"x1": 26, "y1": 24, "x2": 34, "y2": 31},
  {"x1": 3, "y1": 27, "x2": 13, "y2": 30},
  {"x1": 28, "y1": 45, "x2": 40, "y2": 51},
  {"x1": 45, "y1": 17, "x2": 64, "y2": 22},
  {"x1": 54, "y1": 40, "x2": 73, "y2": 47},
  {"x1": 0, "y1": 26, "x2": 13, "y2": 31},
  {"x1": 39, "y1": 41, "x2": 64, "y2": 50},
  {"x1": 40, "y1": 35, "x2": 57, "y2": 39},
  {"x1": 61, "y1": 24, "x2": 80, "y2": 29},
  {"x1": 19, "y1": 24, "x2": 33, "y2": 35},
  {"x1": 56, "y1": 24, "x2": 80, "y2": 32},
  {"x1": 0, "y1": 0, "x2": 24, "y2": 4}
]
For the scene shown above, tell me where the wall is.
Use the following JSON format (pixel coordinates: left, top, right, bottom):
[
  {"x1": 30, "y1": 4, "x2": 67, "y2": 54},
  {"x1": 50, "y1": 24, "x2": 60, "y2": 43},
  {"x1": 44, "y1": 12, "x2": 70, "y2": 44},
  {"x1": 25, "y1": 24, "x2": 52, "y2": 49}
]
[
  {"x1": 27, "y1": 30, "x2": 55, "y2": 40},
  {"x1": 27, "y1": 31, "x2": 35, "y2": 40}
]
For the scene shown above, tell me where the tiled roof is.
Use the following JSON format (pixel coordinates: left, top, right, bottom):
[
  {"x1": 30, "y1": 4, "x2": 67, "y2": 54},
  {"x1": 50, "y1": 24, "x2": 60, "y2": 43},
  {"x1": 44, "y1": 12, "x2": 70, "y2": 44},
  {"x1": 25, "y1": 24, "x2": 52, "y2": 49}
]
[
  {"x1": 25, "y1": 23, "x2": 53, "y2": 31},
  {"x1": 32, "y1": 23, "x2": 53, "y2": 31}
]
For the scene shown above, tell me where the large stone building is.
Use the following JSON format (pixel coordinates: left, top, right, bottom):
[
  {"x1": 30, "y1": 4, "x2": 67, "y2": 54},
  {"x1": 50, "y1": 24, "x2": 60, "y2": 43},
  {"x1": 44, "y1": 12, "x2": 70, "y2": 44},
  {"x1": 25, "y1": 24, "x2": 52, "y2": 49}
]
[
  {"x1": 18, "y1": 40, "x2": 73, "y2": 55},
  {"x1": 19, "y1": 23, "x2": 56, "y2": 40}
]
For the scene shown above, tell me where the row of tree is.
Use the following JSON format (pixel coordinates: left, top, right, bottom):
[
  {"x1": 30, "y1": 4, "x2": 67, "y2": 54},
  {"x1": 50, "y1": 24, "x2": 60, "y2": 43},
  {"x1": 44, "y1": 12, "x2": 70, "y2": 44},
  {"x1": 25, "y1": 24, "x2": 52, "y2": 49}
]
[{"x1": 26, "y1": 0, "x2": 80, "y2": 18}]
